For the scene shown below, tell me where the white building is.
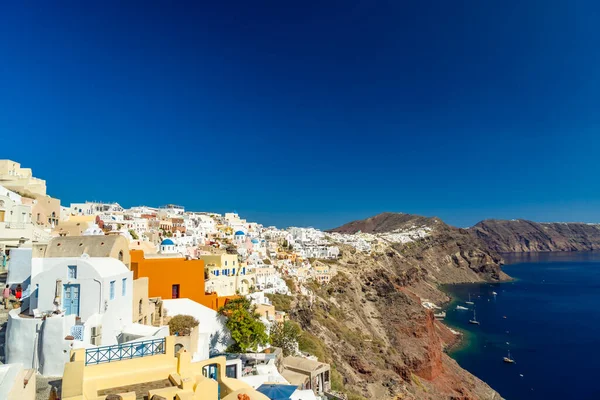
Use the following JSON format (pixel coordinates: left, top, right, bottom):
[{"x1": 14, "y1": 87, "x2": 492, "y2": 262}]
[
  {"x1": 0, "y1": 186, "x2": 51, "y2": 248},
  {"x1": 69, "y1": 202, "x2": 123, "y2": 216},
  {"x1": 162, "y1": 298, "x2": 232, "y2": 360},
  {"x1": 158, "y1": 238, "x2": 178, "y2": 254},
  {"x1": 6, "y1": 253, "x2": 133, "y2": 376}
]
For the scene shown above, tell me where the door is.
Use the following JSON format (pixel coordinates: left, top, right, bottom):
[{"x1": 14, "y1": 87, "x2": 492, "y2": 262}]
[
  {"x1": 64, "y1": 284, "x2": 80, "y2": 316},
  {"x1": 172, "y1": 284, "x2": 180, "y2": 299}
]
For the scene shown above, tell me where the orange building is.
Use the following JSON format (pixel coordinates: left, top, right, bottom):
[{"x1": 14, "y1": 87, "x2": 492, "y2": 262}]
[{"x1": 130, "y1": 250, "x2": 236, "y2": 311}]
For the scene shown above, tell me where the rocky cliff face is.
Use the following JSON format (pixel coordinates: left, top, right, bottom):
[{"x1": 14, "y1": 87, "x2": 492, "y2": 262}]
[
  {"x1": 286, "y1": 213, "x2": 507, "y2": 399},
  {"x1": 470, "y1": 219, "x2": 600, "y2": 252}
]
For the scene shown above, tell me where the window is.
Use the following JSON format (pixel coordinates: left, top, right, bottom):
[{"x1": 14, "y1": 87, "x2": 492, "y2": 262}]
[
  {"x1": 233, "y1": 261, "x2": 236, "y2": 266},
  {"x1": 110, "y1": 281, "x2": 115, "y2": 300},
  {"x1": 215, "y1": 270, "x2": 219, "y2": 276},
  {"x1": 172, "y1": 284, "x2": 180, "y2": 299},
  {"x1": 232, "y1": 268, "x2": 236, "y2": 275},
  {"x1": 118, "y1": 251, "x2": 124, "y2": 262},
  {"x1": 225, "y1": 260, "x2": 228, "y2": 266},
  {"x1": 139, "y1": 299, "x2": 143, "y2": 314},
  {"x1": 122, "y1": 278, "x2": 127, "y2": 296},
  {"x1": 225, "y1": 364, "x2": 238, "y2": 379},
  {"x1": 68, "y1": 265, "x2": 77, "y2": 279}
]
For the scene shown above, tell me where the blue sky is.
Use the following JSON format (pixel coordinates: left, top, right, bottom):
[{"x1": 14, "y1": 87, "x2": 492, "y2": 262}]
[{"x1": 1, "y1": 1, "x2": 600, "y2": 229}]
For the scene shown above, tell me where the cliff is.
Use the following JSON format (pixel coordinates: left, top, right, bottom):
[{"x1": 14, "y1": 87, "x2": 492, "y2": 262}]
[
  {"x1": 286, "y1": 213, "x2": 507, "y2": 399},
  {"x1": 470, "y1": 219, "x2": 600, "y2": 252}
]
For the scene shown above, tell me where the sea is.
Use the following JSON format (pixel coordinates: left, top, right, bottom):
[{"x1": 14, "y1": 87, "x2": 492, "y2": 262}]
[{"x1": 443, "y1": 251, "x2": 600, "y2": 400}]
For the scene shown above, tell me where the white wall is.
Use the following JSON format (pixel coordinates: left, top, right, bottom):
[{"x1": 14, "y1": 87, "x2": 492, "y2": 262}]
[
  {"x1": 38, "y1": 314, "x2": 75, "y2": 376},
  {"x1": 29, "y1": 258, "x2": 133, "y2": 345},
  {"x1": 162, "y1": 299, "x2": 232, "y2": 359},
  {"x1": 5, "y1": 309, "x2": 76, "y2": 376},
  {"x1": 6, "y1": 248, "x2": 32, "y2": 285}
]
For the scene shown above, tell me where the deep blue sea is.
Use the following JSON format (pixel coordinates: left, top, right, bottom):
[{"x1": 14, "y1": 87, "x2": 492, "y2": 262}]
[{"x1": 444, "y1": 252, "x2": 600, "y2": 400}]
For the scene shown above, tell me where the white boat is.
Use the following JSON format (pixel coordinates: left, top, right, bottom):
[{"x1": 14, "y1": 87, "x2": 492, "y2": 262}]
[
  {"x1": 456, "y1": 305, "x2": 468, "y2": 310},
  {"x1": 503, "y1": 350, "x2": 515, "y2": 363},
  {"x1": 465, "y1": 293, "x2": 475, "y2": 305},
  {"x1": 492, "y1": 291, "x2": 498, "y2": 295},
  {"x1": 469, "y1": 309, "x2": 480, "y2": 325},
  {"x1": 434, "y1": 311, "x2": 446, "y2": 320}
]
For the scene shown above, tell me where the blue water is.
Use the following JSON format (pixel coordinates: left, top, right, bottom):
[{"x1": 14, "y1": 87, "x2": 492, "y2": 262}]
[{"x1": 444, "y1": 252, "x2": 600, "y2": 400}]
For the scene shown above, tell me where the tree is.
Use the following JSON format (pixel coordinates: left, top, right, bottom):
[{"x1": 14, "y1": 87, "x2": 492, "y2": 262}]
[
  {"x1": 219, "y1": 297, "x2": 268, "y2": 352},
  {"x1": 270, "y1": 320, "x2": 301, "y2": 356},
  {"x1": 168, "y1": 315, "x2": 199, "y2": 336},
  {"x1": 129, "y1": 229, "x2": 139, "y2": 240}
]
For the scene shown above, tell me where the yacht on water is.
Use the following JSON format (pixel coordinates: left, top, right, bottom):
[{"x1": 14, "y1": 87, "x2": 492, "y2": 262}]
[
  {"x1": 503, "y1": 350, "x2": 515, "y2": 363},
  {"x1": 469, "y1": 309, "x2": 480, "y2": 325},
  {"x1": 466, "y1": 293, "x2": 475, "y2": 305},
  {"x1": 456, "y1": 305, "x2": 469, "y2": 310}
]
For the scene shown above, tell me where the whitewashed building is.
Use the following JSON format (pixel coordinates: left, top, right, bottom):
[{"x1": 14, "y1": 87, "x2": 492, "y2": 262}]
[{"x1": 5, "y1": 254, "x2": 133, "y2": 376}]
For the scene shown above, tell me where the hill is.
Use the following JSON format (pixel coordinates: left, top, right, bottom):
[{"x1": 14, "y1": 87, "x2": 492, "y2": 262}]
[
  {"x1": 327, "y1": 212, "x2": 441, "y2": 234},
  {"x1": 283, "y1": 213, "x2": 510, "y2": 399},
  {"x1": 470, "y1": 219, "x2": 600, "y2": 252}
]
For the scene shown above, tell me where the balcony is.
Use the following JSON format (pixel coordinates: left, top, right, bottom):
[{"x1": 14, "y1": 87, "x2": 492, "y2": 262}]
[{"x1": 85, "y1": 338, "x2": 166, "y2": 365}]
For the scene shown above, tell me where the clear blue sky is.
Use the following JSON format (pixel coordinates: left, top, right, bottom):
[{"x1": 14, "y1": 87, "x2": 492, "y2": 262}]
[{"x1": 2, "y1": 1, "x2": 599, "y2": 229}]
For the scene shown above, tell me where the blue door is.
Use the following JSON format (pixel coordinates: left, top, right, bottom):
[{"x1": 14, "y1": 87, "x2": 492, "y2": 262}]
[{"x1": 64, "y1": 284, "x2": 80, "y2": 316}]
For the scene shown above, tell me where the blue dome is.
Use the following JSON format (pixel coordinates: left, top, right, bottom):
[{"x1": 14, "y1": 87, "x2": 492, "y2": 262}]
[
  {"x1": 235, "y1": 231, "x2": 245, "y2": 236},
  {"x1": 161, "y1": 239, "x2": 174, "y2": 246},
  {"x1": 251, "y1": 238, "x2": 259, "y2": 244}
]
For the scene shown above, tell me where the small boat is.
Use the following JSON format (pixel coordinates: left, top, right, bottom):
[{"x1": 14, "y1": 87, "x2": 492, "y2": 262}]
[
  {"x1": 503, "y1": 350, "x2": 515, "y2": 363},
  {"x1": 503, "y1": 316, "x2": 507, "y2": 319},
  {"x1": 469, "y1": 309, "x2": 480, "y2": 325},
  {"x1": 456, "y1": 305, "x2": 468, "y2": 310},
  {"x1": 434, "y1": 311, "x2": 446, "y2": 320},
  {"x1": 492, "y1": 291, "x2": 498, "y2": 295},
  {"x1": 465, "y1": 293, "x2": 475, "y2": 305}
]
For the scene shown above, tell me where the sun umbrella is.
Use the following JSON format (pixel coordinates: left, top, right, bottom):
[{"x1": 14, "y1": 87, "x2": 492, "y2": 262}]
[{"x1": 256, "y1": 384, "x2": 298, "y2": 400}]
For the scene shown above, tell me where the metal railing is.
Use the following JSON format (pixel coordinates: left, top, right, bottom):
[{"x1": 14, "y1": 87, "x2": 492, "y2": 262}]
[{"x1": 85, "y1": 338, "x2": 166, "y2": 365}]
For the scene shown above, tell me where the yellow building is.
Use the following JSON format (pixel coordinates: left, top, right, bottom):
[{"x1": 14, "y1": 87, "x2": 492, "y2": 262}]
[
  {"x1": 200, "y1": 254, "x2": 256, "y2": 296},
  {"x1": 61, "y1": 336, "x2": 269, "y2": 400},
  {"x1": 0, "y1": 364, "x2": 36, "y2": 400},
  {"x1": 0, "y1": 160, "x2": 47, "y2": 197},
  {"x1": 53, "y1": 215, "x2": 97, "y2": 237}
]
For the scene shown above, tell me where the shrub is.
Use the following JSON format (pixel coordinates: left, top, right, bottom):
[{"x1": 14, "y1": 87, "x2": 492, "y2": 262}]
[
  {"x1": 219, "y1": 297, "x2": 268, "y2": 352},
  {"x1": 168, "y1": 315, "x2": 199, "y2": 336},
  {"x1": 269, "y1": 321, "x2": 301, "y2": 356},
  {"x1": 265, "y1": 293, "x2": 292, "y2": 312}
]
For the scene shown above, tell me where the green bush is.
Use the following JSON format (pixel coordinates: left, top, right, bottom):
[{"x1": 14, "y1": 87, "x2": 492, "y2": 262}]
[
  {"x1": 219, "y1": 297, "x2": 268, "y2": 352},
  {"x1": 269, "y1": 320, "x2": 301, "y2": 356}
]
